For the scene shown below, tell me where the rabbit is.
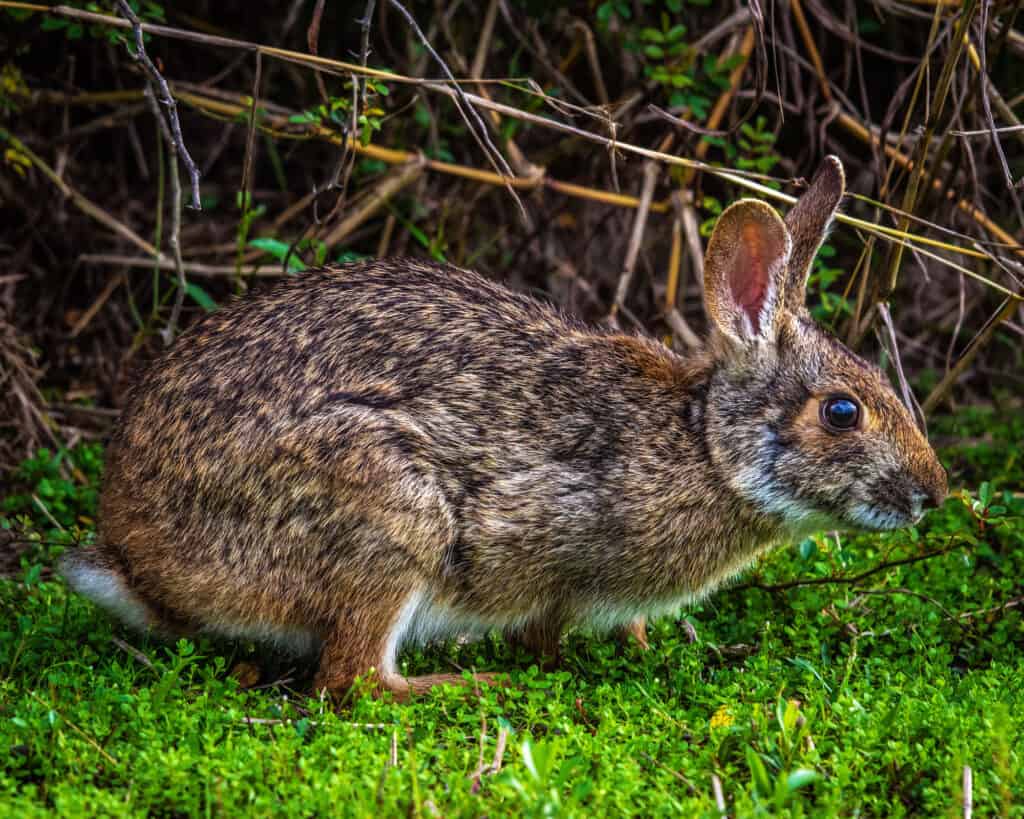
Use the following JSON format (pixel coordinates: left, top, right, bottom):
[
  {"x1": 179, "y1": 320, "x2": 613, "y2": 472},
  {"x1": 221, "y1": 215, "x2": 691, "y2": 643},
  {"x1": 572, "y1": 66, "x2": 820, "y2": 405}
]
[{"x1": 60, "y1": 156, "x2": 947, "y2": 700}]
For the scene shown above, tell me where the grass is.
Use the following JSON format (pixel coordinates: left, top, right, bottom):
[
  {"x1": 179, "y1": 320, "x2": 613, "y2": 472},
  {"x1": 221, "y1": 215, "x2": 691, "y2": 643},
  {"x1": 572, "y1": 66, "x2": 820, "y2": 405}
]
[{"x1": 1, "y1": 407, "x2": 1022, "y2": 817}]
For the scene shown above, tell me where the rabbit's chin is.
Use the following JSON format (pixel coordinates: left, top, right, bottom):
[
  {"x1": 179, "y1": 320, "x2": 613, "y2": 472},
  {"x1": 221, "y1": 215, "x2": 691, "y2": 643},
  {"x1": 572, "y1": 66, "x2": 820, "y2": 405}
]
[
  {"x1": 846, "y1": 503, "x2": 922, "y2": 532},
  {"x1": 732, "y1": 469, "x2": 921, "y2": 536},
  {"x1": 796, "y1": 502, "x2": 921, "y2": 534},
  {"x1": 781, "y1": 505, "x2": 917, "y2": 537}
]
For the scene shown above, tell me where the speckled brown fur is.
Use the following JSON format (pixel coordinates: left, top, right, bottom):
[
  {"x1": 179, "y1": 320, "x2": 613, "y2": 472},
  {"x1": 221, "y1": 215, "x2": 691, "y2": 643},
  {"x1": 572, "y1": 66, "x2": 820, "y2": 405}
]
[{"x1": 61, "y1": 157, "x2": 946, "y2": 700}]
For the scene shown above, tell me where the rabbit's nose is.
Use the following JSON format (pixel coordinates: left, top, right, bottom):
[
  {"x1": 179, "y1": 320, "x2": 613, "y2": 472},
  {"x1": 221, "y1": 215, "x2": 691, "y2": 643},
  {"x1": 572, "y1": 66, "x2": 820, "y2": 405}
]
[{"x1": 917, "y1": 465, "x2": 948, "y2": 511}]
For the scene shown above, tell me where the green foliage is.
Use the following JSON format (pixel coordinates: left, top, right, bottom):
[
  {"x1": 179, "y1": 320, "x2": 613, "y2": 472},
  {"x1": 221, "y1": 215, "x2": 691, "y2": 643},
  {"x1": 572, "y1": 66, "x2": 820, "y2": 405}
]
[
  {"x1": 598, "y1": 0, "x2": 706, "y2": 27},
  {"x1": 2, "y1": 444, "x2": 102, "y2": 533},
  {"x1": 808, "y1": 243, "x2": 851, "y2": 322},
  {"x1": 735, "y1": 117, "x2": 780, "y2": 175},
  {"x1": 6, "y1": 2, "x2": 166, "y2": 45},
  {"x1": 0, "y1": 411, "x2": 1022, "y2": 815},
  {"x1": 0, "y1": 63, "x2": 30, "y2": 117},
  {"x1": 288, "y1": 79, "x2": 390, "y2": 147},
  {"x1": 234, "y1": 191, "x2": 266, "y2": 281},
  {"x1": 248, "y1": 237, "x2": 307, "y2": 272},
  {"x1": 184, "y1": 282, "x2": 217, "y2": 312}
]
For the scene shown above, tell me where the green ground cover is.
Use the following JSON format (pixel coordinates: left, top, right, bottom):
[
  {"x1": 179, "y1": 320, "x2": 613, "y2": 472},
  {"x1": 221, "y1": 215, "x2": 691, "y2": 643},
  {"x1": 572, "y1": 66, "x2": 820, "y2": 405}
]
[{"x1": 1, "y1": 407, "x2": 1021, "y2": 817}]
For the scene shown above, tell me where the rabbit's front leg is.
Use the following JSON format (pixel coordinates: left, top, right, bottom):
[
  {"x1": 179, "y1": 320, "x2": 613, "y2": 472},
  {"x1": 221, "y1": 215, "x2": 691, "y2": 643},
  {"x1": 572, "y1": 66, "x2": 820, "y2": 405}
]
[{"x1": 505, "y1": 610, "x2": 564, "y2": 670}]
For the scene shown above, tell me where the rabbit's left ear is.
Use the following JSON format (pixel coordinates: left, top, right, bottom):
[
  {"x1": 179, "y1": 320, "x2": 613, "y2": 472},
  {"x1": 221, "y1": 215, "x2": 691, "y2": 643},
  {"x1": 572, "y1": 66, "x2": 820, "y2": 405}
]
[
  {"x1": 782, "y1": 156, "x2": 845, "y2": 312},
  {"x1": 703, "y1": 199, "x2": 792, "y2": 345}
]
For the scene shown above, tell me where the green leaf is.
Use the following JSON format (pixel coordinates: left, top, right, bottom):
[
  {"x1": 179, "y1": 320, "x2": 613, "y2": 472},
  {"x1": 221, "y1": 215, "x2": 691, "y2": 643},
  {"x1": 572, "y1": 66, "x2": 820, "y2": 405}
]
[
  {"x1": 184, "y1": 282, "x2": 217, "y2": 312},
  {"x1": 248, "y1": 237, "x2": 291, "y2": 260},
  {"x1": 798, "y1": 538, "x2": 817, "y2": 560},
  {"x1": 979, "y1": 482, "x2": 993, "y2": 507},
  {"x1": 248, "y1": 238, "x2": 306, "y2": 271},
  {"x1": 746, "y1": 746, "x2": 772, "y2": 796},
  {"x1": 786, "y1": 769, "x2": 820, "y2": 792}
]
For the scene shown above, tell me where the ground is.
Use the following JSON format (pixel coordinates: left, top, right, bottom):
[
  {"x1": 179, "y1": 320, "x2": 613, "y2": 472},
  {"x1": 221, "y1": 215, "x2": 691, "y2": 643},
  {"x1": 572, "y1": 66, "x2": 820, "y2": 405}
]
[{"x1": 1, "y1": 406, "x2": 1022, "y2": 817}]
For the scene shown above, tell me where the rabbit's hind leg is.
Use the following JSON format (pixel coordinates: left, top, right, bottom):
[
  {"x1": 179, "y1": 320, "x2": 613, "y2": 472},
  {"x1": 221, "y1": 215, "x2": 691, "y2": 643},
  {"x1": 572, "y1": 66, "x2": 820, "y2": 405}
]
[{"x1": 313, "y1": 586, "x2": 504, "y2": 702}]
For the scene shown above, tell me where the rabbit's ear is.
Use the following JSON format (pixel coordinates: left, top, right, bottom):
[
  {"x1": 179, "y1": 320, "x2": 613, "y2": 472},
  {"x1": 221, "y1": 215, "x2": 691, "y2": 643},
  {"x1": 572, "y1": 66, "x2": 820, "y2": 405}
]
[
  {"x1": 782, "y1": 156, "x2": 845, "y2": 311},
  {"x1": 704, "y1": 199, "x2": 792, "y2": 344}
]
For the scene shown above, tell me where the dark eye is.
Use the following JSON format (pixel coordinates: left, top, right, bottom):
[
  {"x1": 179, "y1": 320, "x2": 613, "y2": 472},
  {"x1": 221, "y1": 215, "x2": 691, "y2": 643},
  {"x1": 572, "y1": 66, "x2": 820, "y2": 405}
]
[{"x1": 821, "y1": 396, "x2": 860, "y2": 431}]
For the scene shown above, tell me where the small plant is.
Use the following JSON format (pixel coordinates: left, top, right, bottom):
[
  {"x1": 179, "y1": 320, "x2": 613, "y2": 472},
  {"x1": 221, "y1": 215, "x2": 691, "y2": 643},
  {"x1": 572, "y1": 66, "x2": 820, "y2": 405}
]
[
  {"x1": 1, "y1": 445, "x2": 102, "y2": 532},
  {"x1": 961, "y1": 480, "x2": 1017, "y2": 532},
  {"x1": 288, "y1": 79, "x2": 390, "y2": 147},
  {"x1": 808, "y1": 243, "x2": 851, "y2": 322},
  {"x1": 744, "y1": 741, "x2": 820, "y2": 815}
]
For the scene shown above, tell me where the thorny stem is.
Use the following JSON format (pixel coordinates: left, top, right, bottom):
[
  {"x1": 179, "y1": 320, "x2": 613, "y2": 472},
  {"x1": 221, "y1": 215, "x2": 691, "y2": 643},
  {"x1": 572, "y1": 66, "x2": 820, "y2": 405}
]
[
  {"x1": 116, "y1": 0, "x2": 193, "y2": 343},
  {"x1": 116, "y1": 0, "x2": 201, "y2": 210}
]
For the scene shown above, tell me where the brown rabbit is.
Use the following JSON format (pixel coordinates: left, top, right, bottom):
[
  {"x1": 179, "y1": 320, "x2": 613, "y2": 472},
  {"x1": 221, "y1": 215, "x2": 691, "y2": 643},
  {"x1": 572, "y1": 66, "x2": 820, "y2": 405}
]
[{"x1": 61, "y1": 157, "x2": 947, "y2": 699}]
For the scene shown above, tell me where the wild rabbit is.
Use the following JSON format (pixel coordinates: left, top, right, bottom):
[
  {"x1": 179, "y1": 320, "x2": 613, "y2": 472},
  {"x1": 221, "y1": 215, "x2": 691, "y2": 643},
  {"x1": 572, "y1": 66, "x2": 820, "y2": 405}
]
[{"x1": 61, "y1": 156, "x2": 947, "y2": 699}]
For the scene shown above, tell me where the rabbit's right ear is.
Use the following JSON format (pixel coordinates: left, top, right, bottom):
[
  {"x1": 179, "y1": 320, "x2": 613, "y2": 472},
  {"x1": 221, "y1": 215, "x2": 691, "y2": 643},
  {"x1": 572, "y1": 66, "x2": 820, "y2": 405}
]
[
  {"x1": 782, "y1": 156, "x2": 845, "y2": 312},
  {"x1": 703, "y1": 199, "x2": 792, "y2": 346}
]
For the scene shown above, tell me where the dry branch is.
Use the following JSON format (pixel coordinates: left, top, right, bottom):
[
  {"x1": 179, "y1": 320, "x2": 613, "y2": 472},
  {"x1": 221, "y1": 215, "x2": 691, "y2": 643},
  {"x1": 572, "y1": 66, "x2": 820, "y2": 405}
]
[{"x1": 115, "y1": 0, "x2": 201, "y2": 210}]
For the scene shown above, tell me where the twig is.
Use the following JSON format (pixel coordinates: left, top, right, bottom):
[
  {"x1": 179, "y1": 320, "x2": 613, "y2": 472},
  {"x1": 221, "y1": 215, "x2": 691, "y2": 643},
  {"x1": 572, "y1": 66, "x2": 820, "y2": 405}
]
[
  {"x1": 876, "y1": 303, "x2": 926, "y2": 431},
  {"x1": 306, "y1": 0, "x2": 329, "y2": 104},
  {"x1": 666, "y1": 310, "x2": 702, "y2": 350},
  {"x1": 955, "y1": 596, "x2": 1023, "y2": 622},
  {"x1": 639, "y1": 751, "x2": 697, "y2": 791},
  {"x1": 115, "y1": 0, "x2": 200, "y2": 209},
  {"x1": 733, "y1": 540, "x2": 965, "y2": 593},
  {"x1": 490, "y1": 727, "x2": 508, "y2": 774},
  {"x1": 922, "y1": 296, "x2": 1020, "y2": 414},
  {"x1": 469, "y1": 725, "x2": 508, "y2": 792},
  {"x1": 664, "y1": 194, "x2": 701, "y2": 349},
  {"x1": 610, "y1": 158, "x2": 662, "y2": 321},
  {"x1": 837, "y1": 106, "x2": 1023, "y2": 255},
  {"x1": 790, "y1": 0, "x2": 832, "y2": 101},
  {"x1": 143, "y1": 87, "x2": 187, "y2": 344},
  {"x1": 711, "y1": 774, "x2": 727, "y2": 816},
  {"x1": 469, "y1": 0, "x2": 537, "y2": 179},
  {"x1": 381, "y1": 0, "x2": 523, "y2": 218},
  {"x1": 241, "y1": 716, "x2": 318, "y2": 726},
  {"x1": 29, "y1": 692, "x2": 118, "y2": 766},
  {"x1": 970, "y1": 9, "x2": 1024, "y2": 226},
  {"x1": 963, "y1": 765, "x2": 973, "y2": 819},
  {"x1": 321, "y1": 157, "x2": 425, "y2": 247},
  {"x1": 110, "y1": 636, "x2": 155, "y2": 670},
  {"x1": 9, "y1": 134, "x2": 162, "y2": 258},
  {"x1": 31, "y1": 495, "x2": 64, "y2": 531},
  {"x1": 78, "y1": 253, "x2": 292, "y2": 276},
  {"x1": 70, "y1": 273, "x2": 124, "y2": 337},
  {"x1": 570, "y1": 19, "x2": 610, "y2": 106},
  {"x1": 116, "y1": 0, "x2": 192, "y2": 341},
  {"x1": 239, "y1": 50, "x2": 264, "y2": 227},
  {"x1": 852, "y1": 587, "x2": 971, "y2": 633}
]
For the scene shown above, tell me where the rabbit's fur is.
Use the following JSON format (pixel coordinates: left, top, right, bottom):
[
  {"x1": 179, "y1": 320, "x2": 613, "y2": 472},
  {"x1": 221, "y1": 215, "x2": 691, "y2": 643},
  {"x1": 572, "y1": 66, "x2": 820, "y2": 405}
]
[{"x1": 61, "y1": 157, "x2": 947, "y2": 698}]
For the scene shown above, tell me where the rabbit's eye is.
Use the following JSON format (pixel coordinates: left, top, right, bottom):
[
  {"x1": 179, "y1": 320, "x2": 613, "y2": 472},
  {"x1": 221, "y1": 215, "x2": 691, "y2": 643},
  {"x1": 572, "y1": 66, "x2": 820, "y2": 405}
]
[{"x1": 821, "y1": 396, "x2": 860, "y2": 431}]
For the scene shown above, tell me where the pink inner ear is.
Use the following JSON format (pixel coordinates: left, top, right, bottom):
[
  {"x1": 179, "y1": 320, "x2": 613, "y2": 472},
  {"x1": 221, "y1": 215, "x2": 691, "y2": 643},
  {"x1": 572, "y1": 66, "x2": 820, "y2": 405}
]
[{"x1": 728, "y1": 223, "x2": 773, "y2": 334}]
